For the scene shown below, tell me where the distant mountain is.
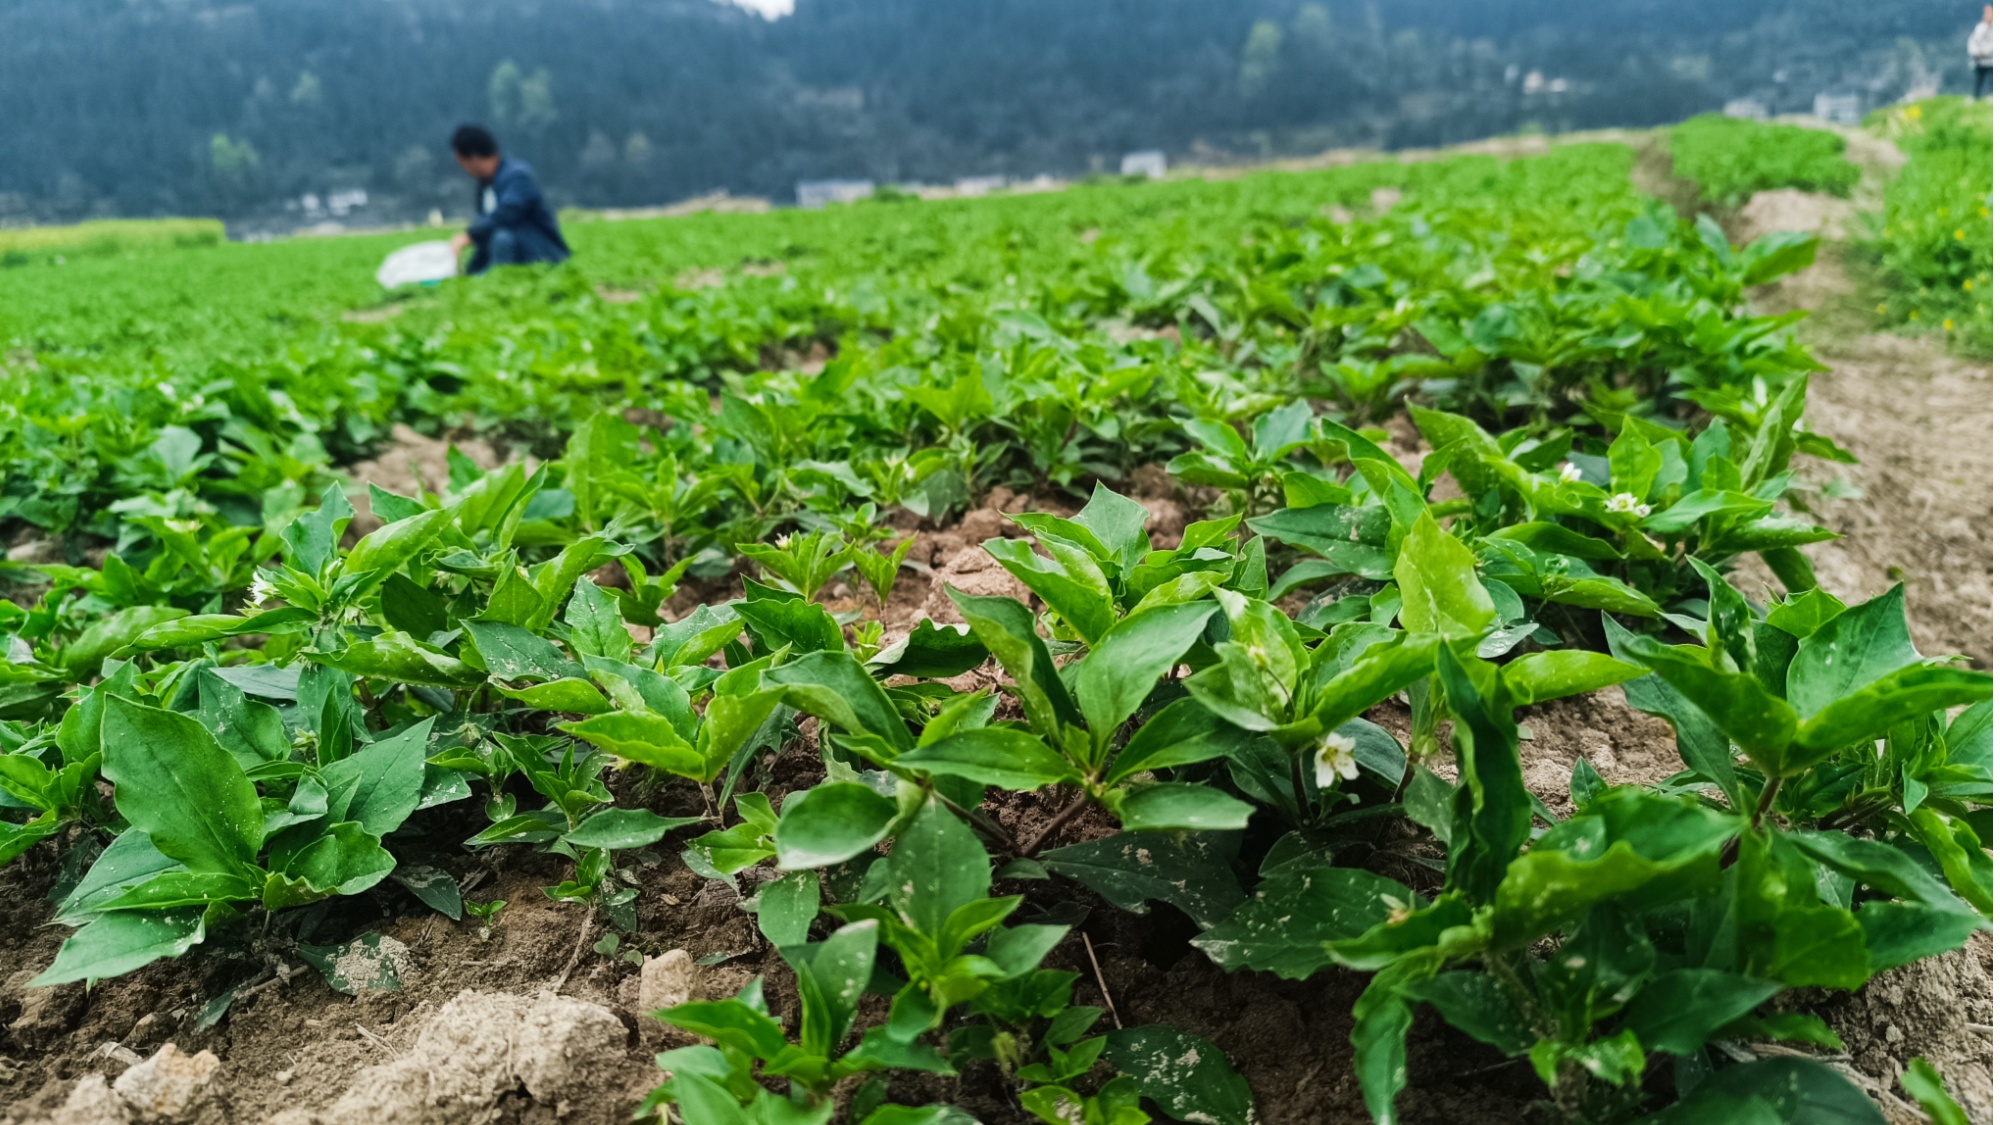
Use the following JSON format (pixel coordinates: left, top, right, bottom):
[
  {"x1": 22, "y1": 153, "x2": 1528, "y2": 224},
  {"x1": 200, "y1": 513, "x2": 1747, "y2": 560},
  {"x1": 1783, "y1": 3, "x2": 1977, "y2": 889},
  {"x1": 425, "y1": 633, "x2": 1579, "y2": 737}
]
[{"x1": 0, "y1": 0, "x2": 1973, "y2": 225}]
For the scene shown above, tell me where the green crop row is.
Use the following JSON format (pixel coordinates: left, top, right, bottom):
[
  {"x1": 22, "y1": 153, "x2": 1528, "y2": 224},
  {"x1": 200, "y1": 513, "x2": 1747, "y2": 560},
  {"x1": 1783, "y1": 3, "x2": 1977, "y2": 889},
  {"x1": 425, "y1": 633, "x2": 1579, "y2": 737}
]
[
  {"x1": 1667, "y1": 115, "x2": 1861, "y2": 209},
  {"x1": 1863, "y1": 98, "x2": 1994, "y2": 356},
  {"x1": 0, "y1": 132, "x2": 1984, "y2": 1125},
  {"x1": 0, "y1": 217, "x2": 227, "y2": 268}
]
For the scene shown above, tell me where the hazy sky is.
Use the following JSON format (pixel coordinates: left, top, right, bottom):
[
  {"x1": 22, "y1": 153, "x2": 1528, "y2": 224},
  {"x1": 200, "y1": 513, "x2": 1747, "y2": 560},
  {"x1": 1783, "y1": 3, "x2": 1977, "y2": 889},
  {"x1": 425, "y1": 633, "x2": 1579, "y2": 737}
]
[{"x1": 722, "y1": 0, "x2": 794, "y2": 17}]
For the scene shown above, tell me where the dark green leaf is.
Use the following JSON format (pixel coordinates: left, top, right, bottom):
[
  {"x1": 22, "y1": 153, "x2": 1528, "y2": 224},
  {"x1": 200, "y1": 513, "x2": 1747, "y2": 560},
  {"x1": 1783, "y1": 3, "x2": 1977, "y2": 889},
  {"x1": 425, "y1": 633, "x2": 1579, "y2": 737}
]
[
  {"x1": 756, "y1": 869, "x2": 821, "y2": 946},
  {"x1": 1400, "y1": 972, "x2": 1534, "y2": 1056},
  {"x1": 563, "y1": 808, "x2": 704, "y2": 850},
  {"x1": 322, "y1": 718, "x2": 432, "y2": 837},
  {"x1": 30, "y1": 908, "x2": 206, "y2": 987},
  {"x1": 886, "y1": 798, "x2": 989, "y2": 937},
  {"x1": 868, "y1": 620, "x2": 989, "y2": 680},
  {"x1": 1621, "y1": 970, "x2": 1781, "y2": 1055},
  {"x1": 1190, "y1": 866, "x2": 1413, "y2": 979},
  {"x1": 1857, "y1": 901, "x2": 1989, "y2": 974},
  {"x1": 948, "y1": 590, "x2": 1083, "y2": 739},
  {"x1": 1640, "y1": 1057, "x2": 1886, "y2": 1125},
  {"x1": 1103, "y1": 1025, "x2": 1255, "y2": 1125},
  {"x1": 102, "y1": 698, "x2": 261, "y2": 876},
  {"x1": 1108, "y1": 697, "x2": 1262, "y2": 785},
  {"x1": 1438, "y1": 645, "x2": 1531, "y2": 905},
  {"x1": 463, "y1": 620, "x2": 584, "y2": 682},
  {"x1": 1041, "y1": 830, "x2": 1243, "y2": 928}
]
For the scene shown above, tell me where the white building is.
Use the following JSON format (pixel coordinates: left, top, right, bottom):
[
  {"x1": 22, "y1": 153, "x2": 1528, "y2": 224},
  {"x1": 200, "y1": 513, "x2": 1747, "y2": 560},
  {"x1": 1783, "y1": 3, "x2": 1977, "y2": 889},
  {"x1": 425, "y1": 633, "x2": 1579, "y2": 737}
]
[
  {"x1": 1723, "y1": 98, "x2": 1770, "y2": 120},
  {"x1": 953, "y1": 175, "x2": 1007, "y2": 197},
  {"x1": 795, "y1": 180, "x2": 875, "y2": 209},
  {"x1": 1119, "y1": 151, "x2": 1167, "y2": 179},
  {"x1": 327, "y1": 189, "x2": 369, "y2": 217},
  {"x1": 1812, "y1": 92, "x2": 1862, "y2": 125}
]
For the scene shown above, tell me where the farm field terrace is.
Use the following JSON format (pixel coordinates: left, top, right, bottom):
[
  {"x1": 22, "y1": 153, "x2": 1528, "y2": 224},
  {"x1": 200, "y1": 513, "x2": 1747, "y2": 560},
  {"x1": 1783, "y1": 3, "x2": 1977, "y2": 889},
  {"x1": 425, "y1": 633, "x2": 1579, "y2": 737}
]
[{"x1": 0, "y1": 131, "x2": 1989, "y2": 1125}]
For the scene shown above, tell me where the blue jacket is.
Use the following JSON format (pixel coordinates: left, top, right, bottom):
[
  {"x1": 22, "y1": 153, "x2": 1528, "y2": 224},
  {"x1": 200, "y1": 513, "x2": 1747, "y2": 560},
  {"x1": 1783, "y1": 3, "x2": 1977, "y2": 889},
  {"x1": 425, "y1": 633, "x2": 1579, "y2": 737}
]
[{"x1": 468, "y1": 157, "x2": 570, "y2": 262}]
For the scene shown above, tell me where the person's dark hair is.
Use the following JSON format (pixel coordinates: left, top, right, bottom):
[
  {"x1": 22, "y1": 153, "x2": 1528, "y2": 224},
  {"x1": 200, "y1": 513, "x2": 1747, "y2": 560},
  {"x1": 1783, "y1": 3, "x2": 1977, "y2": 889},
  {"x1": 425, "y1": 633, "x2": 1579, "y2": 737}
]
[{"x1": 451, "y1": 124, "x2": 499, "y2": 158}]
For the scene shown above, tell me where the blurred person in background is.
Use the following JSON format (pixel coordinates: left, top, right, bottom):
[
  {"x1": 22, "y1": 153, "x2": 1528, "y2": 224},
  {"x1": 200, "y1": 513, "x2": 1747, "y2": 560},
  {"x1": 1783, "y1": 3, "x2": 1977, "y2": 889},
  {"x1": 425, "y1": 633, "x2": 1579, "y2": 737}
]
[
  {"x1": 1970, "y1": 6, "x2": 1993, "y2": 100},
  {"x1": 448, "y1": 124, "x2": 571, "y2": 274}
]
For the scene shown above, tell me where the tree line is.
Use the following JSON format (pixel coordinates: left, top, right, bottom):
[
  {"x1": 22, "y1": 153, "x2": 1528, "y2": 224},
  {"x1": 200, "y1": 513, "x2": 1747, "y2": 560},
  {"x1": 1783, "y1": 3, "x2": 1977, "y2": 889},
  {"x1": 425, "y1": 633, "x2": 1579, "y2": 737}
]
[{"x1": 0, "y1": 0, "x2": 1972, "y2": 225}]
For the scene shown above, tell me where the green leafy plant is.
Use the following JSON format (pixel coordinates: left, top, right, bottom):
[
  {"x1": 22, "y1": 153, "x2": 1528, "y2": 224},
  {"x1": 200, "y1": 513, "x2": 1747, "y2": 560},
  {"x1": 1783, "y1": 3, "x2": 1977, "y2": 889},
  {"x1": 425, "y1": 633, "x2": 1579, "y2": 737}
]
[{"x1": 1668, "y1": 114, "x2": 1860, "y2": 207}]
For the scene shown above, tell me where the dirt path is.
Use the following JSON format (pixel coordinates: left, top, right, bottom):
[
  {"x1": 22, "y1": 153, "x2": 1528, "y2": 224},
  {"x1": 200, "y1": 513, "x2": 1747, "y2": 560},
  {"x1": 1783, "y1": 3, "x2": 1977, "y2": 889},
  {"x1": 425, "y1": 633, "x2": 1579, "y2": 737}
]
[
  {"x1": 1733, "y1": 134, "x2": 1993, "y2": 670},
  {"x1": 1780, "y1": 271, "x2": 1994, "y2": 668}
]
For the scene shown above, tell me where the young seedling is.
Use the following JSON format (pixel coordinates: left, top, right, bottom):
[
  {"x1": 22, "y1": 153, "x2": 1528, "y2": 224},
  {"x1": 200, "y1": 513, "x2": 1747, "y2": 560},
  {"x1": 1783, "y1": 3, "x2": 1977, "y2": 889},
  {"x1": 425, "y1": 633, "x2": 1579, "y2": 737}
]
[{"x1": 465, "y1": 899, "x2": 507, "y2": 942}]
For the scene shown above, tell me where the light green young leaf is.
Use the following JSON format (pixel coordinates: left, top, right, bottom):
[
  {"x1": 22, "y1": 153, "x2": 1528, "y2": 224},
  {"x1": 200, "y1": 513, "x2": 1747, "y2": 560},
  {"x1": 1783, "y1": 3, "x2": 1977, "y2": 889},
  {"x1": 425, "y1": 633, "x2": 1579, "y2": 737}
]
[
  {"x1": 984, "y1": 537, "x2": 1117, "y2": 644},
  {"x1": 1501, "y1": 651, "x2": 1644, "y2": 707},
  {"x1": 897, "y1": 727, "x2": 1080, "y2": 790},
  {"x1": 1111, "y1": 783, "x2": 1253, "y2": 832},
  {"x1": 342, "y1": 507, "x2": 453, "y2": 593},
  {"x1": 1394, "y1": 514, "x2": 1494, "y2": 639},
  {"x1": 774, "y1": 782, "x2": 901, "y2": 870},
  {"x1": 566, "y1": 577, "x2": 632, "y2": 661},
  {"x1": 1793, "y1": 666, "x2": 1993, "y2": 755},
  {"x1": 1900, "y1": 1058, "x2": 1971, "y2": 1125},
  {"x1": 948, "y1": 589, "x2": 1083, "y2": 739},
  {"x1": 1073, "y1": 600, "x2": 1215, "y2": 752}
]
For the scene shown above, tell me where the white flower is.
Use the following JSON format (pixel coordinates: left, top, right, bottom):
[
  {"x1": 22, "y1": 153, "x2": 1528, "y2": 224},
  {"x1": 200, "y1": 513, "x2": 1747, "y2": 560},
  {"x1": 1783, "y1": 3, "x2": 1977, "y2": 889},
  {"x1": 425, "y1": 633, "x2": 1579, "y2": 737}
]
[
  {"x1": 1558, "y1": 461, "x2": 1583, "y2": 483},
  {"x1": 1607, "y1": 492, "x2": 1652, "y2": 518},
  {"x1": 248, "y1": 572, "x2": 279, "y2": 607},
  {"x1": 1315, "y1": 729, "x2": 1360, "y2": 789}
]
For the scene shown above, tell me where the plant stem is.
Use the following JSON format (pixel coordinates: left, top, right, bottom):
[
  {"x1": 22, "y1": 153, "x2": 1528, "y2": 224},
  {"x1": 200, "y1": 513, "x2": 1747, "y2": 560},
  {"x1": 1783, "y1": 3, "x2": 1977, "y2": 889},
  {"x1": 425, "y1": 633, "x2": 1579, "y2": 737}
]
[
  {"x1": 933, "y1": 789, "x2": 1017, "y2": 854},
  {"x1": 1082, "y1": 930, "x2": 1123, "y2": 1029},
  {"x1": 1289, "y1": 746, "x2": 1313, "y2": 827},
  {"x1": 1751, "y1": 774, "x2": 1782, "y2": 829},
  {"x1": 1020, "y1": 793, "x2": 1091, "y2": 856}
]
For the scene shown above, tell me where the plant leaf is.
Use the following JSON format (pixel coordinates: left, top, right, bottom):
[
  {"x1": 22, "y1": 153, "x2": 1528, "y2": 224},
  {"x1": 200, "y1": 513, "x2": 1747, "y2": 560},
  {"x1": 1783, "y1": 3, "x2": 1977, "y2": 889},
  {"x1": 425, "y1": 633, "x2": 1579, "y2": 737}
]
[{"x1": 102, "y1": 697, "x2": 261, "y2": 876}]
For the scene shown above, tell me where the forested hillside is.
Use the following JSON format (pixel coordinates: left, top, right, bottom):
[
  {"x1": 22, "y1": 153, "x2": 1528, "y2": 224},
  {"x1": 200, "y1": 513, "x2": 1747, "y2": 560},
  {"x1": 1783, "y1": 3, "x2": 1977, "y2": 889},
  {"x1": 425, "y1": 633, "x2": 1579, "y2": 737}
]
[{"x1": 0, "y1": 0, "x2": 1974, "y2": 223}]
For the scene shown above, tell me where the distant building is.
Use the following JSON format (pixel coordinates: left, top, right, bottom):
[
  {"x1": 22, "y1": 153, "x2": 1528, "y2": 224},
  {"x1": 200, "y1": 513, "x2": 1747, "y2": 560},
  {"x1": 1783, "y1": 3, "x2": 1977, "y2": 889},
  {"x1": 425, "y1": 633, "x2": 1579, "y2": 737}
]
[
  {"x1": 1119, "y1": 151, "x2": 1167, "y2": 179},
  {"x1": 1812, "y1": 92, "x2": 1863, "y2": 125},
  {"x1": 1723, "y1": 98, "x2": 1770, "y2": 120},
  {"x1": 953, "y1": 175, "x2": 1007, "y2": 197},
  {"x1": 795, "y1": 179, "x2": 874, "y2": 209},
  {"x1": 327, "y1": 188, "x2": 368, "y2": 217}
]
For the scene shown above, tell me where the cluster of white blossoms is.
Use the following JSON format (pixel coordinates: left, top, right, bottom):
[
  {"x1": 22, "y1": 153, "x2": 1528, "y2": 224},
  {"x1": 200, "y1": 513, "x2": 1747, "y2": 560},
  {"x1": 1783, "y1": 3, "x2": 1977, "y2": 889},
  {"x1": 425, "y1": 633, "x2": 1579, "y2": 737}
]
[
  {"x1": 1606, "y1": 492, "x2": 1652, "y2": 518},
  {"x1": 248, "y1": 572, "x2": 279, "y2": 607},
  {"x1": 1315, "y1": 728, "x2": 1360, "y2": 788}
]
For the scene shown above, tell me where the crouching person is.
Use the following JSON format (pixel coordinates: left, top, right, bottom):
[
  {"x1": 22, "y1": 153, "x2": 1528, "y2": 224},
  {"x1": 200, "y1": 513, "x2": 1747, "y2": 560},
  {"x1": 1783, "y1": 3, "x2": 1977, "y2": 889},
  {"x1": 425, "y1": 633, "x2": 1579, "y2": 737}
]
[{"x1": 447, "y1": 124, "x2": 570, "y2": 275}]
